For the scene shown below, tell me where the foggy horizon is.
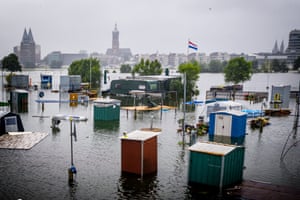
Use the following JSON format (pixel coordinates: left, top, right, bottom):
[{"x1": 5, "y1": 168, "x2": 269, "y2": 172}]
[{"x1": 1, "y1": 0, "x2": 300, "y2": 58}]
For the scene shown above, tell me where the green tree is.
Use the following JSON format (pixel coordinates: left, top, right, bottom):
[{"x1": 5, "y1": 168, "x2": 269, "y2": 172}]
[
  {"x1": 1, "y1": 53, "x2": 22, "y2": 73},
  {"x1": 209, "y1": 60, "x2": 225, "y2": 73},
  {"x1": 120, "y1": 64, "x2": 131, "y2": 73},
  {"x1": 1, "y1": 53, "x2": 22, "y2": 86},
  {"x1": 293, "y1": 56, "x2": 300, "y2": 71},
  {"x1": 271, "y1": 59, "x2": 288, "y2": 72},
  {"x1": 132, "y1": 59, "x2": 162, "y2": 76},
  {"x1": 69, "y1": 58, "x2": 101, "y2": 89},
  {"x1": 177, "y1": 61, "x2": 201, "y2": 100},
  {"x1": 224, "y1": 57, "x2": 252, "y2": 100}
]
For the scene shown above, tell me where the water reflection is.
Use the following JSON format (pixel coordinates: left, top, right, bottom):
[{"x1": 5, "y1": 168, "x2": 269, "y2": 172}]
[
  {"x1": 94, "y1": 120, "x2": 120, "y2": 132},
  {"x1": 209, "y1": 135, "x2": 245, "y2": 145},
  {"x1": 118, "y1": 173, "x2": 158, "y2": 199}
]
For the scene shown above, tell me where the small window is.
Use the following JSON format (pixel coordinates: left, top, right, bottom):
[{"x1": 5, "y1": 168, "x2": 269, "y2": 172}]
[
  {"x1": 138, "y1": 85, "x2": 146, "y2": 90},
  {"x1": 4, "y1": 116, "x2": 18, "y2": 132}
]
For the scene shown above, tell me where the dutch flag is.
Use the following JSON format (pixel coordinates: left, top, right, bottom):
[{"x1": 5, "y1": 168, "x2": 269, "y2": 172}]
[{"x1": 188, "y1": 40, "x2": 198, "y2": 51}]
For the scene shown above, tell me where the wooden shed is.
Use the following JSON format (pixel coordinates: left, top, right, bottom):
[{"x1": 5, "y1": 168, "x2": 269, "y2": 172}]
[
  {"x1": 188, "y1": 142, "x2": 245, "y2": 188},
  {"x1": 10, "y1": 89, "x2": 28, "y2": 113},
  {"x1": 120, "y1": 129, "x2": 160, "y2": 176}
]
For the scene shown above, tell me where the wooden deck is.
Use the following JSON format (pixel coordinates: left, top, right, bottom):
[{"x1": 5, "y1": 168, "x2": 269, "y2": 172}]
[{"x1": 0, "y1": 132, "x2": 48, "y2": 150}]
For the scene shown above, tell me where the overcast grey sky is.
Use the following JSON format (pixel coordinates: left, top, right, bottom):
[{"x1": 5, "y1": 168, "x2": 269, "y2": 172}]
[{"x1": 0, "y1": 0, "x2": 300, "y2": 58}]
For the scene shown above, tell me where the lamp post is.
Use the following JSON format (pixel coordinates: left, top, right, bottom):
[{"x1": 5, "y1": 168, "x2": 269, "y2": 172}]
[
  {"x1": 90, "y1": 57, "x2": 92, "y2": 89},
  {"x1": 51, "y1": 114, "x2": 87, "y2": 185}
]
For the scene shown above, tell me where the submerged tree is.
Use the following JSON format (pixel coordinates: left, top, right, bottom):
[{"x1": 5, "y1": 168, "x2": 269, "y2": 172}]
[
  {"x1": 1, "y1": 53, "x2": 22, "y2": 73},
  {"x1": 69, "y1": 58, "x2": 101, "y2": 89},
  {"x1": 224, "y1": 57, "x2": 252, "y2": 100},
  {"x1": 1, "y1": 53, "x2": 22, "y2": 86},
  {"x1": 293, "y1": 56, "x2": 300, "y2": 71},
  {"x1": 175, "y1": 61, "x2": 201, "y2": 100},
  {"x1": 120, "y1": 64, "x2": 132, "y2": 73},
  {"x1": 132, "y1": 58, "x2": 162, "y2": 76}
]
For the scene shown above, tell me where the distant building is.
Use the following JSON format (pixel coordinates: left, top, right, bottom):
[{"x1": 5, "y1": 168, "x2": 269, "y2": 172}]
[
  {"x1": 285, "y1": 29, "x2": 300, "y2": 65},
  {"x1": 43, "y1": 51, "x2": 88, "y2": 68},
  {"x1": 14, "y1": 28, "x2": 40, "y2": 68},
  {"x1": 272, "y1": 40, "x2": 285, "y2": 54},
  {"x1": 106, "y1": 24, "x2": 132, "y2": 62}
]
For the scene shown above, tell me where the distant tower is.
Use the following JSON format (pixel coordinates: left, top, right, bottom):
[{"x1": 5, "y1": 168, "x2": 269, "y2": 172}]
[
  {"x1": 272, "y1": 40, "x2": 279, "y2": 54},
  {"x1": 286, "y1": 29, "x2": 300, "y2": 64},
  {"x1": 112, "y1": 24, "x2": 119, "y2": 55},
  {"x1": 279, "y1": 40, "x2": 285, "y2": 53},
  {"x1": 19, "y1": 28, "x2": 36, "y2": 67}
]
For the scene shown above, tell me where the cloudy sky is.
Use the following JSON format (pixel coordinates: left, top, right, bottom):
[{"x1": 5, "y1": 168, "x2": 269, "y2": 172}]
[{"x1": 0, "y1": 0, "x2": 299, "y2": 58}]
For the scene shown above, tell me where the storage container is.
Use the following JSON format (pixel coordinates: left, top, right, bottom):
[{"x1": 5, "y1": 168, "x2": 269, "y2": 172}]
[
  {"x1": 120, "y1": 129, "x2": 160, "y2": 176},
  {"x1": 188, "y1": 142, "x2": 245, "y2": 188},
  {"x1": 93, "y1": 98, "x2": 121, "y2": 121},
  {"x1": 11, "y1": 75, "x2": 29, "y2": 89},
  {"x1": 40, "y1": 74, "x2": 52, "y2": 89},
  {"x1": 209, "y1": 110, "x2": 247, "y2": 137},
  {"x1": 10, "y1": 90, "x2": 28, "y2": 113}
]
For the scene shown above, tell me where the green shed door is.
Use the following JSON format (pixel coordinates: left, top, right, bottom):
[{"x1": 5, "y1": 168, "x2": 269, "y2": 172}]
[{"x1": 189, "y1": 152, "x2": 222, "y2": 186}]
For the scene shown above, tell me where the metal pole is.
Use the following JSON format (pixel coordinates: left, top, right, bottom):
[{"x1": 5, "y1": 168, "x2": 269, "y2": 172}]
[
  {"x1": 90, "y1": 57, "x2": 92, "y2": 90},
  {"x1": 70, "y1": 119, "x2": 74, "y2": 166},
  {"x1": 182, "y1": 72, "x2": 186, "y2": 144}
]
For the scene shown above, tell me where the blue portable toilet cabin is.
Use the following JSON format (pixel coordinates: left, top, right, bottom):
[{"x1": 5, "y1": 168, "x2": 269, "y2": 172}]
[
  {"x1": 40, "y1": 74, "x2": 52, "y2": 89},
  {"x1": 209, "y1": 110, "x2": 247, "y2": 138}
]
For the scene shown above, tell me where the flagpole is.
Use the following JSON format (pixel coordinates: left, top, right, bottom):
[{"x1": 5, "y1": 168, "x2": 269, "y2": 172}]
[{"x1": 187, "y1": 39, "x2": 190, "y2": 62}]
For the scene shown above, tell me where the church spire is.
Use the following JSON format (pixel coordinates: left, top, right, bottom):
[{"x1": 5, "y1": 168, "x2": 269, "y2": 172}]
[
  {"x1": 279, "y1": 40, "x2": 284, "y2": 53},
  {"x1": 28, "y1": 28, "x2": 34, "y2": 43},
  {"x1": 22, "y1": 28, "x2": 28, "y2": 42},
  {"x1": 272, "y1": 40, "x2": 279, "y2": 54}
]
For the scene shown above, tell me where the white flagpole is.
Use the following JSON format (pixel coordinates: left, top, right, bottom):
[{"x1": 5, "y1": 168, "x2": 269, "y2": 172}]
[{"x1": 187, "y1": 39, "x2": 190, "y2": 62}]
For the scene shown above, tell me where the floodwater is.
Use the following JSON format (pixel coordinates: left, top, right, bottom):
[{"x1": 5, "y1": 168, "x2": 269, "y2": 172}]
[{"x1": 0, "y1": 71, "x2": 299, "y2": 199}]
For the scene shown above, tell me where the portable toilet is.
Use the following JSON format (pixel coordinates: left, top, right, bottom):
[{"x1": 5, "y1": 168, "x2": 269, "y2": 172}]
[
  {"x1": 188, "y1": 142, "x2": 245, "y2": 188},
  {"x1": 10, "y1": 90, "x2": 28, "y2": 113},
  {"x1": 40, "y1": 74, "x2": 52, "y2": 89},
  {"x1": 270, "y1": 85, "x2": 291, "y2": 109},
  {"x1": 93, "y1": 98, "x2": 121, "y2": 121},
  {"x1": 11, "y1": 75, "x2": 29, "y2": 89},
  {"x1": 120, "y1": 129, "x2": 161, "y2": 176},
  {"x1": 209, "y1": 110, "x2": 247, "y2": 138},
  {"x1": 60, "y1": 75, "x2": 81, "y2": 92}
]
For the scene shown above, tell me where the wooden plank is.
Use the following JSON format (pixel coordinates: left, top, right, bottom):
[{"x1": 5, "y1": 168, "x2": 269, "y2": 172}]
[{"x1": 0, "y1": 132, "x2": 48, "y2": 150}]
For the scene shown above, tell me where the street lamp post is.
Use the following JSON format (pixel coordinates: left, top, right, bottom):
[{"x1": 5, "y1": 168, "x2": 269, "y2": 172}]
[
  {"x1": 90, "y1": 57, "x2": 92, "y2": 90},
  {"x1": 51, "y1": 114, "x2": 87, "y2": 185}
]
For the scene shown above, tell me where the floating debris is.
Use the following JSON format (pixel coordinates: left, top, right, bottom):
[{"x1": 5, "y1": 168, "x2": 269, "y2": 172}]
[{"x1": 0, "y1": 132, "x2": 48, "y2": 150}]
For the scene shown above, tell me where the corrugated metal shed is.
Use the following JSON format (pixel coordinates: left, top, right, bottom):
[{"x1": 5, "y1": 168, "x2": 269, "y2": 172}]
[
  {"x1": 40, "y1": 74, "x2": 52, "y2": 89},
  {"x1": 209, "y1": 110, "x2": 247, "y2": 138},
  {"x1": 60, "y1": 75, "x2": 81, "y2": 92},
  {"x1": 188, "y1": 142, "x2": 245, "y2": 188},
  {"x1": 10, "y1": 90, "x2": 28, "y2": 113},
  {"x1": 120, "y1": 130, "x2": 160, "y2": 176},
  {"x1": 11, "y1": 75, "x2": 29, "y2": 89},
  {"x1": 270, "y1": 85, "x2": 291, "y2": 109},
  {"x1": 93, "y1": 98, "x2": 121, "y2": 121}
]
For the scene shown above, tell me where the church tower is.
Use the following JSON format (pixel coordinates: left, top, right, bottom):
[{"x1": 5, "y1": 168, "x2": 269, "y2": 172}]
[
  {"x1": 20, "y1": 28, "x2": 36, "y2": 67},
  {"x1": 112, "y1": 24, "x2": 119, "y2": 55},
  {"x1": 272, "y1": 40, "x2": 279, "y2": 54},
  {"x1": 279, "y1": 40, "x2": 285, "y2": 53}
]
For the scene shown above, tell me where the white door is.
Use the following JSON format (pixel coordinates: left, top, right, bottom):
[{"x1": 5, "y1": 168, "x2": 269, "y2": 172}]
[{"x1": 214, "y1": 114, "x2": 232, "y2": 136}]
